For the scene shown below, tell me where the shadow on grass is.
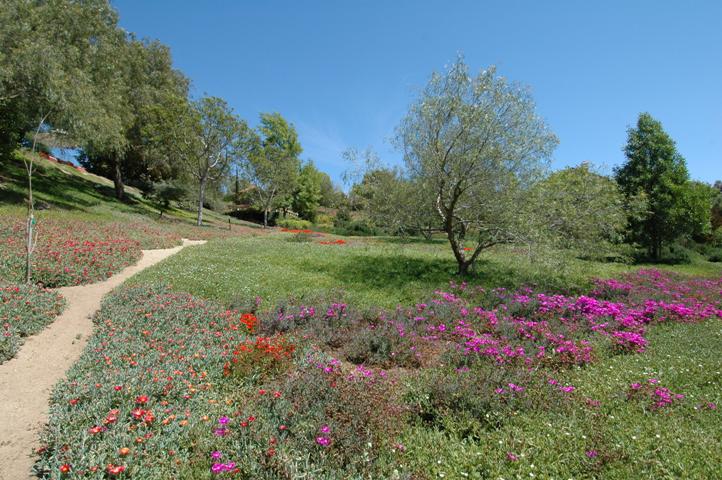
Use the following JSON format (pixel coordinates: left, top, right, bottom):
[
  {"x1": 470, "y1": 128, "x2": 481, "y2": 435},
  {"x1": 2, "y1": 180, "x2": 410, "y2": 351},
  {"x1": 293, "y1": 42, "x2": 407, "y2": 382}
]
[
  {"x1": 310, "y1": 250, "x2": 592, "y2": 304},
  {"x1": 372, "y1": 236, "x2": 447, "y2": 246},
  {"x1": 0, "y1": 156, "x2": 149, "y2": 214}
]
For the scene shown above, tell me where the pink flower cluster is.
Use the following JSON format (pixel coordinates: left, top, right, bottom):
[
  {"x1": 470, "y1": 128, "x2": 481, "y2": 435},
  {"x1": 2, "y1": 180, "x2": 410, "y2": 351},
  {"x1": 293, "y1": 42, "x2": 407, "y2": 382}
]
[{"x1": 628, "y1": 378, "x2": 685, "y2": 410}]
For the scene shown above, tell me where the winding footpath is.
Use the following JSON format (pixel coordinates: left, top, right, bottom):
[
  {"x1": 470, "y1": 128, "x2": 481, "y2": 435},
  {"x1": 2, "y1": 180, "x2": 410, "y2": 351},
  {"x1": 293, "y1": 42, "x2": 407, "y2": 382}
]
[{"x1": 0, "y1": 239, "x2": 206, "y2": 480}]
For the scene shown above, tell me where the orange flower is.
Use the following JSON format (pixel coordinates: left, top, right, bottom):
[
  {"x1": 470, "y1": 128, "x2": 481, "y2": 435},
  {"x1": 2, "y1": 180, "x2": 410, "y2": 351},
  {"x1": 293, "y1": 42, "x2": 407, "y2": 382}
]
[{"x1": 118, "y1": 447, "x2": 130, "y2": 457}]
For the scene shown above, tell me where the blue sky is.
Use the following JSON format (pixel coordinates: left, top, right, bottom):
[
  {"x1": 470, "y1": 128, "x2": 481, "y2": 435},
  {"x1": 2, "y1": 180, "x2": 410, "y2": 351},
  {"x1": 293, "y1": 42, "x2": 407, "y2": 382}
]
[{"x1": 112, "y1": 0, "x2": 722, "y2": 186}]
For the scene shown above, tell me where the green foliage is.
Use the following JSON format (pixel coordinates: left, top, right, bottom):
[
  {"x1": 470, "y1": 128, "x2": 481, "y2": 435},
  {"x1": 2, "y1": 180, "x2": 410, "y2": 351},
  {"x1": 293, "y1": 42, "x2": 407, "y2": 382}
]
[
  {"x1": 657, "y1": 243, "x2": 693, "y2": 265},
  {"x1": 711, "y1": 180, "x2": 722, "y2": 230},
  {"x1": 79, "y1": 37, "x2": 189, "y2": 199},
  {"x1": 318, "y1": 171, "x2": 344, "y2": 208},
  {"x1": 333, "y1": 219, "x2": 379, "y2": 237},
  {"x1": 333, "y1": 208, "x2": 352, "y2": 226},
  {"x1": 245, "y1": 113, "x2": 302, "y2": 227},
  {"x1": 525, "y1": 163, "x2": 628, "y2": 259},
  {"x1": 615, "y1": 113, "x2": 711, "y2": 260},
  {"x1": 292, "y1": 161, "x2": 323, "y2": 221},
  {"x1": 396, "y1": 57, "x2": 558, "y2": 274},
  {"x1": 0, "y1": 0, "x2": 121, "y2": 156},
  {"x1": 145, "y1": 182, "x2": 188, "y2": 215},
  {"x1": 276, "y1": 218, "x2": 313, "y2": 230}
]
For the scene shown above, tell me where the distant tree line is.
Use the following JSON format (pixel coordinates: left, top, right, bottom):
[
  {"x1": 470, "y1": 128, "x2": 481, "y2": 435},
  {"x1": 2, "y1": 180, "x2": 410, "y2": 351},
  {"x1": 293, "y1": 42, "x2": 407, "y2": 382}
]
[
  {"x1": 2, "y1": 3, "x2": 719, "y2": 277},
  {"x1": 0, "y1": 0, "x2": 347, "y2": 282}
]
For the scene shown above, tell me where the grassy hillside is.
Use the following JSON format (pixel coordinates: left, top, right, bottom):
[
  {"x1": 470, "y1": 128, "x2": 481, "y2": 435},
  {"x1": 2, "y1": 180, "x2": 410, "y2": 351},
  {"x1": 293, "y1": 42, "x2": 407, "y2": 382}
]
[
  {"x1": 0, "y1": 149, "x2": 259, "y2": 229},
  {"x1": 0, "y1": 149, "x2": 261, "y2": 287}
]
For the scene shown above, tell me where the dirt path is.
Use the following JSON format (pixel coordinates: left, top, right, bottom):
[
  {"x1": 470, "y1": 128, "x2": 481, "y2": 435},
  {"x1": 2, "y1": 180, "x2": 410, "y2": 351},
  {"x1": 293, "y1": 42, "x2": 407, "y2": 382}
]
[{"x1": 0, "y1": 239, "x2": 206, "y2": 480}]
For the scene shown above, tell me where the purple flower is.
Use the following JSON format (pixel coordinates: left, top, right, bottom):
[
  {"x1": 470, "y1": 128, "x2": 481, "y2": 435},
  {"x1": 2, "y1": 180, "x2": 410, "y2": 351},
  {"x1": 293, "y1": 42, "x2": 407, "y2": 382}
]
[
  {"x1": 506, "y1": 452, "x2": 518, "y2": 462},
  {"x1": 316, "y1": 436, "x2": 331, "y2": 447},
  {"x1": 319, "y1": 425, "x2": 330, "y2": 434},
  {"x1": 218, "y1": 416, "x2": 230, "y2": 425},
  {"x1": 586, "y1": 450, "x2": 598, "y2": 458},
  {"x1": 210, "y1": 451, "x2": 222, "y2": 460},
  {"x1": 211, "y1": 462, "x2": 236, "y2": 474},
  {"x1": 560, "y1": 385, "x2": 576, "y2": 393},
  {"x1": 508, "y1": 383, "x2": 525, "y2": 393}
]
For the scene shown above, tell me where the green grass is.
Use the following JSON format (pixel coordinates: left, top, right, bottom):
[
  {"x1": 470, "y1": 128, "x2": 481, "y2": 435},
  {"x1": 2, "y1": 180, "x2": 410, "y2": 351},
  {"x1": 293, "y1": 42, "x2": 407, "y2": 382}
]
[
  {"x1": 0, "y1": 149, "x2": 260, "y2": 230},
  {"x1": 131, "y1": 233, "x2": 722, "y2": 310}
]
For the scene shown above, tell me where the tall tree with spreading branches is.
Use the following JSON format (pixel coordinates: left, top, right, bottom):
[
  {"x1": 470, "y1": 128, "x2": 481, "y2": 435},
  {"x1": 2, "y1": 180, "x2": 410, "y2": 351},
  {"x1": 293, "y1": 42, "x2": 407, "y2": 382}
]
[
  {"x1": 396, "y1": 58, "x2": 557, "y2": 274},
  {"x1": 245, "y1": 113, "x2": 302, "y2": 227}
]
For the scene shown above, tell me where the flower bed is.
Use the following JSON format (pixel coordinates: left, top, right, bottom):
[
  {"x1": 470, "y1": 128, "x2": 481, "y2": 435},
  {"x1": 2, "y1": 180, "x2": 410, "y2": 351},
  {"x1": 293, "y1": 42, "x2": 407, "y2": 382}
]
[
  {"x1": 0, "y1": 219, "x2": 152, "y2": 287},
  {"x1": 0, "y1": 283, "x2": 65, "y2": 363},
  {"x1": 37, "y1": 270, "x2": 722, "y2": 478}
]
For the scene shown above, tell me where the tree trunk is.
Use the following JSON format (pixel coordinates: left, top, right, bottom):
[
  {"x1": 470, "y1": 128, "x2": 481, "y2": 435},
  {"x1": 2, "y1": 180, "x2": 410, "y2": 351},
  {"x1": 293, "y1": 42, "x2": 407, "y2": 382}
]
[
  {"x1": 197, "y1": 177, "x2": 206, "y2": 226},
  {"x1": 113, "y1": 156, "x2": 125, "y2": 200},
  {"x1": 263, "y1": 208, "x2": 268, "y2": 228},
  {"x1": 24, "y1": 113, "x2": 48, "y2": 284},
  {"x1": 457, "y1": 259, "x2": 471, "y2": 276},
  {"x1": 25, "y1": 213, "x2": 34, "y2": 284},
  {"x1": 25, "y1": 161, "x2": 34, "y2": 284}
]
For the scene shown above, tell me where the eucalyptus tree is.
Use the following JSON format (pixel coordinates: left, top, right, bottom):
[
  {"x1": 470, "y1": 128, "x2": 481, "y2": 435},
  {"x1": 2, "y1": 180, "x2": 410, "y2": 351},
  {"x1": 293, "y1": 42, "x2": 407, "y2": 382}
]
[
  {"x1": 245, "y1": 113, "x2": 302, "y2": 227},
  {"x1": 397, "y1": 58, "x2": 558, "y2": 274}
]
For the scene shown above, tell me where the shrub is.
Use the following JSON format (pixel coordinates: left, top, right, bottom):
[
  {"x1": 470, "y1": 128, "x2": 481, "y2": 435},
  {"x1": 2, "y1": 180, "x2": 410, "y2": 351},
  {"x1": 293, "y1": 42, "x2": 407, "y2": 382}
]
[
  {"x1": 314, "y1": 213, "x2": 334, "y2": 227},
  {"x1": 276, "y1": 218, "x2": 312, "y2": 230},
  {"x1": 288, "y1": 231, "x2": 313, "y2": 243},
  {"x1": 333, "y1": 219, "x2": 378, "y2": 236},
  {"x1": 706, "y1": 247, "x2": 722, "y2": 262},
  {"x1": 660, "y1": 243, "x2": 693, "y2": 264}
]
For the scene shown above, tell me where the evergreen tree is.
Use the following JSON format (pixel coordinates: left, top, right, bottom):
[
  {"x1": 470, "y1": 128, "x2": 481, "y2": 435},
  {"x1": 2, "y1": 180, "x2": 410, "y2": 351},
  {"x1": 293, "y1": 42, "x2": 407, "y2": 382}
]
[{"x1": 615, "y1": 113, "x2": 697, "y2": 259}]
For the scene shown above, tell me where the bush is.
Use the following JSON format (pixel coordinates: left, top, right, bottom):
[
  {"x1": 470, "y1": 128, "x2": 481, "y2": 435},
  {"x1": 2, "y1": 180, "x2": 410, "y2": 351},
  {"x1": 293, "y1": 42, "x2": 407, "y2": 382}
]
[
  {"x1": 287, "y1": 232, "x2": 314, "y2": 243},
  {"x1": 659, "y1": 243, "x2": 693, "y2": 264},
  {"x1": 333, "y1": 208, "x2": 352, "y2": 227},
  {"x1": 707, "y1": 248, "x2": 722, "y2": 262},
  {"x1": 314, "y1": 213, "x2": 334, "y2": 228},
  {"x1": 276, "y1": 218, "x2": 312, "y2": 230},
  {"x1": 333, "y1": 219, "x2": 378, "y2": 236}
]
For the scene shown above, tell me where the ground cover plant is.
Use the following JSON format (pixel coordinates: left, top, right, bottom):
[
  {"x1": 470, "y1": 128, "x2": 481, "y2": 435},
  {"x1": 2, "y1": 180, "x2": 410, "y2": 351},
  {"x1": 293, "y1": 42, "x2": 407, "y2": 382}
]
[
  {"x1": 36, "y1": 269, "x2": 721, "y2": 478},
  {"x1": 0, "y1": 283, "x2": 65, "y2": 363},
  {"x1": 0, "y1": 209, "x2": 262, "y2": 288},
  {"x1": 0, "y1": 217, "x2": 149, "y2": 287}
]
